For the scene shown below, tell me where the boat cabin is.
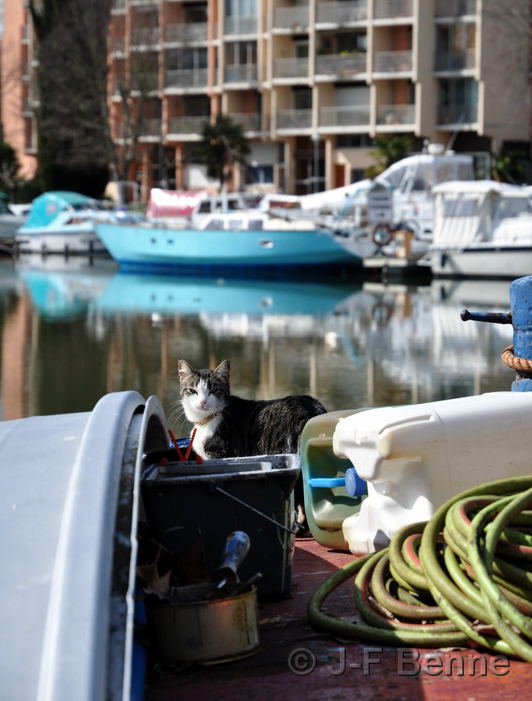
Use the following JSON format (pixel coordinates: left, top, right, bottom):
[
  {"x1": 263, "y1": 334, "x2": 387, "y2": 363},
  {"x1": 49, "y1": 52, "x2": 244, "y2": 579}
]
[{"x1": 432, "y1": 180, "x2": 532, "y2": 248}]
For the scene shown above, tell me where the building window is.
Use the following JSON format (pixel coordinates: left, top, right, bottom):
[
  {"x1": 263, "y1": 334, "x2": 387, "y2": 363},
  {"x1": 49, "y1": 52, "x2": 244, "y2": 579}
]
[{"x1": 438, "y1": 77, "x2": 478, "y2": 124}]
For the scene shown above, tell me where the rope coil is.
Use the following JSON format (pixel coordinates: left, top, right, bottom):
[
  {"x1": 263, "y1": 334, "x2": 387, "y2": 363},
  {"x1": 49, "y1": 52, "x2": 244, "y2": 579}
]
[{"x1": 501, "y1": 345, "x2": 532, "y2": 373}]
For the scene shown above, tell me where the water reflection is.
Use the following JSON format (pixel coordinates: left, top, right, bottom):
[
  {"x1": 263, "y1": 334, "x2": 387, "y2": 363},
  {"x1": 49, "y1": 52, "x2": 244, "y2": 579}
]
[{"x1": 0, "y1": 256, "x2": 516, "y2": 428}]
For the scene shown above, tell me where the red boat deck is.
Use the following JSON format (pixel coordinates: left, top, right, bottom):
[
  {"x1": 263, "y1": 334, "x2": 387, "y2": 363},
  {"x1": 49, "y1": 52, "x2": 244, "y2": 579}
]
[{"x1": 146, "y1": 536, "x2": 530, "y2": 701}]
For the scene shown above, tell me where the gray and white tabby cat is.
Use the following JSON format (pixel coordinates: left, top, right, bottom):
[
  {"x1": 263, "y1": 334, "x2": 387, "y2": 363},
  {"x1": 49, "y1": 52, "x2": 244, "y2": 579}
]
[{"x1": 177, "y1": 359, "x2": 327, "y2": 527}]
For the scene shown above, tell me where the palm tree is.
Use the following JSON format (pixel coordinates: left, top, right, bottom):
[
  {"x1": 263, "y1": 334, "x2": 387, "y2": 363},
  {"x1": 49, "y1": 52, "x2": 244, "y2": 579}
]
[
  {"x1": 194, "y1": 114, "x2": 250, "y2": 191},
  {"x1": 365, "y1": 134, "x2": 413, "y2": 178}
]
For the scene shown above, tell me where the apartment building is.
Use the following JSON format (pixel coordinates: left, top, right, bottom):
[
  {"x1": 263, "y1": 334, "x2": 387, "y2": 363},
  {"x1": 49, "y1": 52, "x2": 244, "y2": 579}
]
[{"x1": 2, "y1": 0, "x2": 531, "y2": 197}]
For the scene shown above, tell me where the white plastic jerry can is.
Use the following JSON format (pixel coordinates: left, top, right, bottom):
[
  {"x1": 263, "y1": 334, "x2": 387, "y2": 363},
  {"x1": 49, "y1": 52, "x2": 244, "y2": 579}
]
[{"x1": 333, "y1": 392, "x2": 532, "y2": 554}]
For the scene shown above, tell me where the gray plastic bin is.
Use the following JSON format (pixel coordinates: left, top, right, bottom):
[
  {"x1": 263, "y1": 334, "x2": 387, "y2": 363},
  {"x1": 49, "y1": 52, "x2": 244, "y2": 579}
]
[{"x1": 141, "y1": 454, "x2": 300, "y2": 600}]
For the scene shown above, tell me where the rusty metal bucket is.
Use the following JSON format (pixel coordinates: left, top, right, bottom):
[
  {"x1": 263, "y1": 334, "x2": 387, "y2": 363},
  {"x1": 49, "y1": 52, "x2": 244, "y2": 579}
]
[{"x1": 147, "y1": 585, "x2": 260, "y2": 665}]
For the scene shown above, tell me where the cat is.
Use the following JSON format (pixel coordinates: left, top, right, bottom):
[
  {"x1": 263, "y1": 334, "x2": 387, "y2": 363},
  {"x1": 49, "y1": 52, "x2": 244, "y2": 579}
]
[{"x1": 177, "y1": 358, "x2": 327, "y2": 530}]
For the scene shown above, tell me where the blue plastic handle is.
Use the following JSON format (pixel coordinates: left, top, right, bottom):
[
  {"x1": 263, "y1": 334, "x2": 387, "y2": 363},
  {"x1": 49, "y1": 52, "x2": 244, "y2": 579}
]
[{"x1": 308, "y1": 467, "x2": 366, "y2": 497}]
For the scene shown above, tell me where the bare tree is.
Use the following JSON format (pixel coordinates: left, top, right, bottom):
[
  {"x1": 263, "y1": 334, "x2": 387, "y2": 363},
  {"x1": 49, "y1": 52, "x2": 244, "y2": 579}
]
[
  {"x1": 28, "y1": 0, "x2": 113, "y2": 198},
  {"x1": 110, "y1": 52, "x2": 159, "y2": 201}
]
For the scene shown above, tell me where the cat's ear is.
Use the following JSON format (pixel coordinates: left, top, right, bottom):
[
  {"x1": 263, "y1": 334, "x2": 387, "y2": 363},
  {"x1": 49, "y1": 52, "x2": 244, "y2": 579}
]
[
  {"x1": 214, "y1": 359, "x2": 230, "y2": 380},
  {"x1": 178, "y1": 359, "x2": 193, "y2": 383}
]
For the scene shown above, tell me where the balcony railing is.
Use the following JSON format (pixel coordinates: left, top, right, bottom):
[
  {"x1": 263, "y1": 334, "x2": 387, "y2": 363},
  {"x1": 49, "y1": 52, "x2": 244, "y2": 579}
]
[
  {"x1": 316, "y1": 53, "x2": 367, "y2": 77},
  {"x1": 167, "y1": 115, "x2": 210, "y2": 135},
  {"x1": 139, "y1": 118, "x2": 162, "y2": 137},
  {"x1": 276, "y1": 109, "x2": 312, "y2": 130},
  {"x1": 272, "y1": 5, "x2": 310, "y2": 30},
  {"x1": 224, "y1": 64, "x2": 258, "y2": 83},
  {"x1": 131, "y1": 27, "x2": 160, "y2": 48},
  {"x1": 373, "y1": 50, "x2": 412, "y2": 72},
  {"x1": 164, "y1": 23, "x2": 208, "y2": 43},
  {"x1": 438, "y1": 104, "x2": 477, "y2": 125},
  {"x1": 110, "y1": 37, "x2": 126, "y2": 54},
  {"x1": 224, "y1": 16, "x2": 257, "y2": 35},
  {"x1": 273, "y1": 57, "x2": 309, "y2": 79},
  {"x1": 165, "y1": 68, "x2": 208, "y2": 89},
  {"x1": 232, "y1": 113, "x2": 262, "y2": 132},
  {"x1": 316, "y1": 1, "x2": 368, "y2": 25},
  {"x1": 377, "y1": 104, "x2": 415, "y2": 125},
  {"x1": 435, "y1": 0, "x2": 476, "y2": 17},
  {"x1": 373, "y1": 0, "x2": 413, "y2": 20},
  {"x1": 131, "y1": 72, "x2": 159, "y2": 91},
  {"x1": 319, "y1": 105, "x2": 370, "y2": 127},
  {"x1": 435, "y1": 49, "x2": 475, "y2": 72}
]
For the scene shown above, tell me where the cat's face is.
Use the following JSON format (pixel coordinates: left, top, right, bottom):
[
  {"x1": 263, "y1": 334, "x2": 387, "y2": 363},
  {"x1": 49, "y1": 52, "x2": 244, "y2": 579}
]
[{"x1": 178, "y1": 359, "x2": 230, "y2": 422}]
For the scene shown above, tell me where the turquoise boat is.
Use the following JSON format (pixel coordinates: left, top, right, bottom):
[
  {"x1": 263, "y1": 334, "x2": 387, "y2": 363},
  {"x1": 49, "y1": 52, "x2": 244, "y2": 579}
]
[
  {"x1": 15, "y1": 191, "x2": 110, "y2": 254},
  {"x1": 94, "y1": 211, "x2": 360, "y2": 275}
]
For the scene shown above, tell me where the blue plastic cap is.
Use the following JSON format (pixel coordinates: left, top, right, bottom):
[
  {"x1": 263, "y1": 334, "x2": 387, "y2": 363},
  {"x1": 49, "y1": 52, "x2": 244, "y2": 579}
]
[{"x1": 344, "y1": 467, "x2": 366, "y2": 497}]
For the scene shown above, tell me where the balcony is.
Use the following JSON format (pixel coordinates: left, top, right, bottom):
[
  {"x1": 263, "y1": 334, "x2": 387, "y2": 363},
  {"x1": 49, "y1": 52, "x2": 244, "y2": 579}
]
[
  {"x1": 224, "y1": 64, "x2": 258, "y2": 84},
  {"x1": 272, "y1": 5, "x2": 310, "y2": 31},
  {"x1": 165, "y1": 68, "x2": 208, "y2": 90},
  {"x1": 373, "y1": 50, "x2": 412, "y2": 73},
  {"x1": 438, "y1": 103, "x2": 477, "y2": 125},
  {"x1": 130, "y1": 27, "x2": 160, "y2": 49},
  {"x1": 224, "y1": 16, "x2": 258, "y2": 35},
  {"x1": 276, "y1": 109, "x2": 312, "y2": 131},
  {"x1": 376, "y1": 103, "x2": 415, "y2": 126},
  {"x1": 316, "y1": 1, "x2": 367, "y2": 25},
  {"x1": 164, "y1": 23, "x2": 208, "y2": 44},
  {"x1": 435, "y1": 49, "x2": 475, "y2": 72},
  {"x1": 232, "y1": 113, "x2": 263, "y2": 132},
  {"x1": 273, "y1": 57, "x2": 309, "y2": 80},
  {"x1": 435, "y1": 0, "x2": 476, "y2": 17},
  {"x1": 110, "y1": 37, "x2": 126, "y2": 54},
  {"x1": 373, "y1": 0, "x2": 413, "y2": 20},
  {"x1": 316, "y1": 53, "x2": 367, "y2": 79},
  {"x1": 139, "y1": 118, "x2": 162, "y2": 139},
  {"x1": 319, "y1": 105, "x2": 370, "y2": 128},
  {"x1": 167, "y1": 115, "x2": 210, "y2": 136},
  {"x1": 131, "y1": 72, "x2": 159, "y2": 92}
]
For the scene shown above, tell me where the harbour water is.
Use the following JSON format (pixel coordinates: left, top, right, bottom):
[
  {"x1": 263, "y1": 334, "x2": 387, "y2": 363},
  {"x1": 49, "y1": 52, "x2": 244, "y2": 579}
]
[{"x1": 0, "y1": 255, "x2": 516, "y2": 428}]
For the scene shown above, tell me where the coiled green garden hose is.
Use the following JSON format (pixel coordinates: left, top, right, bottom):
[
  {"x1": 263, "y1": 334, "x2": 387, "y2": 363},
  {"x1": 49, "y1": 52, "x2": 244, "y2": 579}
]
[{"x1": 308, "y1": 476, "x2": 532, "y2": 661}]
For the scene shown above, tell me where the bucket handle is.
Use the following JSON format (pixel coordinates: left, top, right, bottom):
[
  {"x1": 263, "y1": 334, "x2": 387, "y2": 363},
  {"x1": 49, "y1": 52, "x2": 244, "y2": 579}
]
[{"x1": 213, "y1": 484, "x2": 298, "y2": 535}]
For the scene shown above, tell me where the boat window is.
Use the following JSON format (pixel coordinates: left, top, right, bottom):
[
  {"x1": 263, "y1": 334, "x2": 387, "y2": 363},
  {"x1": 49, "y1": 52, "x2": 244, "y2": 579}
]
[
  {"x1": 248, "y1": 220, "x2": 263, "y2": 230},
  {"x1": 435, "y1": 162, "x2": 455, "y2": 185},
  {"x1": 197, "y1": 201, "x2": 213, "y2": 213},
  {"x1": 457, "y1": 162, "x2": 474, "y2": 180},
  {"x1": 494, "y1": 197, "x2": 532, "y2": 220},
  {"x1": 204, "y1": 218, "x2": 224, "y2": 229},
  {"x1": 379, "y1": 165, "x2": 406, "y2": 190},
  {"x1": 442, "y1": 196, "x2": 479, "y2": 217},
  {"x1": 229, "y1": 218, "x2": 244, "y2": 229},
  {"x1": 410, "y1": 163, "x2": 433, "y2": 192}
]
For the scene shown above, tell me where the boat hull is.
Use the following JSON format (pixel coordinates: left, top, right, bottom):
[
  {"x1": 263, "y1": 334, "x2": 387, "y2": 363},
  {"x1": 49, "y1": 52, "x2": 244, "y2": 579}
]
[
  {"x1": 431, "y1": 245, "x2": 532, "y2": 278},
  {"x1": 94, "y1": 222, "x2": 360, "y2": 274},
  {"x1": 15, "y1": 226, "x2": 107, "y2": 254}
]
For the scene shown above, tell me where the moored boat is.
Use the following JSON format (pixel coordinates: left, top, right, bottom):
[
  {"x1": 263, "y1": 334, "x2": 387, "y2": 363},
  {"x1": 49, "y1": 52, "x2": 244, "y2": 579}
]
[
  {"x1": 430, "y1": 180, "x2": 532, "y2": 278},
  {"x1": 94, "y1": 210, "x2": 361, "y2": 275},
  {"x1": 15, "y1": 191, "x2": 111, "y2": 254}
]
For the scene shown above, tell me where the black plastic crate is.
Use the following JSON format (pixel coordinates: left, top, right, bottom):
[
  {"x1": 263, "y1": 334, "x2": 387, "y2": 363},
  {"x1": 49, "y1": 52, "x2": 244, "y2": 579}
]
[{"x1": 141, "y1": 454, "x2": 300, "y2": 600}]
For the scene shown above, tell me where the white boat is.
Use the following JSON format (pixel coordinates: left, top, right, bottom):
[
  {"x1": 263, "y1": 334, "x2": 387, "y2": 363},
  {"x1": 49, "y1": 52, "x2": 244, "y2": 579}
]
[
  {"x1": 94, "y1": 209, "x2": 362, "y2": 275},
  {"x1": 299, "y1": 145, "x2": 475, "y2": 241},
  {"x1": 430, "y1": 180, "x2": 532, "y2": 278},
  {"x1": 14, "y1": 191, "x2": 111, "y2": 254}
]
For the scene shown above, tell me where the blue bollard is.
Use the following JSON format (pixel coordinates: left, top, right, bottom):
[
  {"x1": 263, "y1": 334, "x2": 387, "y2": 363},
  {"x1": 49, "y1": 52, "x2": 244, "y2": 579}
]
[
  {"x1": 461, "y1": 275, "x2": 532, "y2": 392},
  {"x1": 509, "y1": 276, "x2": 532, "y2": 392}
]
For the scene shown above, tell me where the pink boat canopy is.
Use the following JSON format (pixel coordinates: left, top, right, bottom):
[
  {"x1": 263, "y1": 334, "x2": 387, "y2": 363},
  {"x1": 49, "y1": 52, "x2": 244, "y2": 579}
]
[{"x1": 146, "y1": 188, "x2": 207, "y2": 218}]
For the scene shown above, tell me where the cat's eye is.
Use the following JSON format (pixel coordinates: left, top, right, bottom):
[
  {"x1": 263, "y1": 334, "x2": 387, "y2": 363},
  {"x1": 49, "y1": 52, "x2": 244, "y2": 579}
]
[{"x1": 184, "y1": 388, "x2": 197, "y2": 395}]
